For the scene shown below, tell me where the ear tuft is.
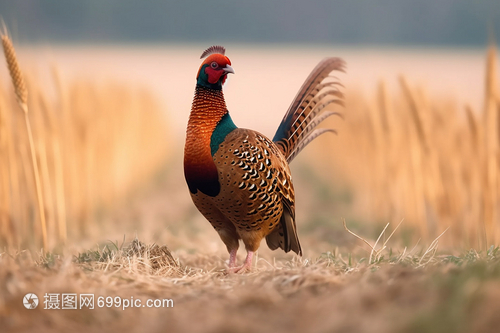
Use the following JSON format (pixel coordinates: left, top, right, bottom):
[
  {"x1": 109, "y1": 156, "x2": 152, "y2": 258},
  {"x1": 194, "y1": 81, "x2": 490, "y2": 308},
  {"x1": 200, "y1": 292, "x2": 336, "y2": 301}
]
[{"x1": 200, "y1": 45, "x2": 226, "y2": 59}]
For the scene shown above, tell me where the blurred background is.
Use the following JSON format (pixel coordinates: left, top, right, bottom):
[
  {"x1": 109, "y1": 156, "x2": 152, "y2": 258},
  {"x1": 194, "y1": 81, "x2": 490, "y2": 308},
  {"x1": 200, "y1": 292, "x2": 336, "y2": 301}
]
[
  {"x1": 0, "y1": 1, "x2": 499, "y2": 254},
  {"x1": 1, "y1": 1, "x2": 499, "y2": 46}
]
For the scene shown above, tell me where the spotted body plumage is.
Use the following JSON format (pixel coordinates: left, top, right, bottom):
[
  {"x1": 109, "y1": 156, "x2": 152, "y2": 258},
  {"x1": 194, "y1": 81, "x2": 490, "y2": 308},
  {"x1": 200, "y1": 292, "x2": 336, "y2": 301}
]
[
  {"x1": 192, "y1": 129, "x2": 298, "y2": 254},
  {"x1": 184, "y1": 46, "x2": 345, "y2": 272}
]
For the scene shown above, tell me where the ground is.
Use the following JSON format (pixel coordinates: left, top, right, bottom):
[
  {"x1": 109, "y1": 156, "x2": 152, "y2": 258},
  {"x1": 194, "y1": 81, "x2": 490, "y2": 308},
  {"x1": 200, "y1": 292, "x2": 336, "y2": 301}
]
[{"x1": 3, "y1": 242, "x2": 500, "y2": 333}]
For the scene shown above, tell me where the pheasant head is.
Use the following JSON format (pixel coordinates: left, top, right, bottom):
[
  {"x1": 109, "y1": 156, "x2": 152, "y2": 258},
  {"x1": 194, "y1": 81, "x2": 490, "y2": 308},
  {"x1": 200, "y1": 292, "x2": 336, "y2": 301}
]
[{"x1": 196, "y1": 45, "x2": 234, "y2": 90}]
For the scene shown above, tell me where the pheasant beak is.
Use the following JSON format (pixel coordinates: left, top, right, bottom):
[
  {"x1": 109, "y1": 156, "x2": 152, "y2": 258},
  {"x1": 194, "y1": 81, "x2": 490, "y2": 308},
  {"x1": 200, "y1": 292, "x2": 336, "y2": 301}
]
[{"x1": 223, "y1": 65, "x2": 235, "y2": 74}]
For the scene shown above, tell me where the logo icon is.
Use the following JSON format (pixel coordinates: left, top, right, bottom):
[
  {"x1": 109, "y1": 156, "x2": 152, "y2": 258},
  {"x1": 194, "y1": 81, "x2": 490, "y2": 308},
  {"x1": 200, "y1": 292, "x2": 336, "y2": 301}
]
[{"x1": 23, "y1": 293, "x2": 39, "y2": 309}]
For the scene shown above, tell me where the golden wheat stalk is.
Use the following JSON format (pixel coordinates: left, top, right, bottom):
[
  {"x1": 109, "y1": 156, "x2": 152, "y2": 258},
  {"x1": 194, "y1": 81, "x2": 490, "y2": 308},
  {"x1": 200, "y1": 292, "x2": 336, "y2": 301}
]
[
  {"x1": 0, "y1": 87, "x2": 13, "y2": 246},
  {"x1": 483, "y1": 44, "x2": 499, "y2": 244},
  {"x1": 1, "y1": 34, "x2": 48, "y2": 249},
  {"x1": 1, "y1": 36, "x2": 27, "y2": 111},
  {"x1": 399, "y1": 76, "x2": 429, "y2": 153}
]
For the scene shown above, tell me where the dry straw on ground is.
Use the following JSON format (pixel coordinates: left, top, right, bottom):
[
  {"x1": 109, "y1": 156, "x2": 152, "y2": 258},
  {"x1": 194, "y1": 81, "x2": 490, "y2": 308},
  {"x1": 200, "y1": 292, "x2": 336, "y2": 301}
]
[{"x1": 3, "y1": 235, "x2": 500, "y2": 333}]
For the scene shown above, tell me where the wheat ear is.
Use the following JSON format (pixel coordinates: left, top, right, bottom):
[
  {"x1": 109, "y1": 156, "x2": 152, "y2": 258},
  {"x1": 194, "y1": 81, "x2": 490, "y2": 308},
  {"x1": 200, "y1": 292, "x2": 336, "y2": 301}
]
[{"x1": 1, "y1": 34, "x2": 48, "y2": 249}]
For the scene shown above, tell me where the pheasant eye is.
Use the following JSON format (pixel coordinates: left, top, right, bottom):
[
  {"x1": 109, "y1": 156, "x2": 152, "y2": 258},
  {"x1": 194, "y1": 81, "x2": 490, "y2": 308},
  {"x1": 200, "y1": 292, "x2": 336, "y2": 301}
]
[{"x1": 210, "y1": 62, "x2": 218, "y2": 69}]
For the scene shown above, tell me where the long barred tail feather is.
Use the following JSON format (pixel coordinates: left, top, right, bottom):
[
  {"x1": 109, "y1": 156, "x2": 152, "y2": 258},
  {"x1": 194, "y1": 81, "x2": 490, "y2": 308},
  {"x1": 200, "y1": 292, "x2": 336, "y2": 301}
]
[
  {"x1": 292, "y1": 110, "x2": 343, "y2": 144},
  {"x1": 288, "y1": 128, "x2": 337, "y2": 162},
  {"x1": 287, "y1": 95, "x2": 344, "y2": 144},
  {"x1": 273, "y1": 57, "x2": 345, "y2": 161}
]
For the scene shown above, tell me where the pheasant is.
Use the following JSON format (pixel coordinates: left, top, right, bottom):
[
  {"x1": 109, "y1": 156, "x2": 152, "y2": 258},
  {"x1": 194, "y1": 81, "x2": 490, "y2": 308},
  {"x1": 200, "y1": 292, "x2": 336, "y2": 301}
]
[{"x1": 184, "y1": 45, "x2": 345, "y2": 272}]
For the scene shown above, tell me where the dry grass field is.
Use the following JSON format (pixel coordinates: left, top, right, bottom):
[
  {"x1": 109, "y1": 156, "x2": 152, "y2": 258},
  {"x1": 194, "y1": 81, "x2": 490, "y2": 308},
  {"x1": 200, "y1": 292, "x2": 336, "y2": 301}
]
[
  {"x1": 0, "y1": 35, "x2": 169, "y2": 250},
  {"x1": 318, "y1": 45, "x2": 500, "y2": 249},
  {"x1": 1, "y1": 35, "x2": 500, "y2": 333}
]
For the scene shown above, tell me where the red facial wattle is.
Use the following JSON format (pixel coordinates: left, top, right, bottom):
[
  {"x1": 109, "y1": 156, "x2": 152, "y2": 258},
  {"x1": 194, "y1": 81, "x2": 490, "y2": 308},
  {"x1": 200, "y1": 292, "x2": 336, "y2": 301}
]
[{"x1": 205, "y1": 66, "x2": 226, "y2": 84}]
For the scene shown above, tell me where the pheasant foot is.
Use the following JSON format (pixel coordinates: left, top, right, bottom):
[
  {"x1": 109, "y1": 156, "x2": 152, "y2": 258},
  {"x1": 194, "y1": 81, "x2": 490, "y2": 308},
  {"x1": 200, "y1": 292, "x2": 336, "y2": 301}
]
[{"x1": 231, "y1": 251, "x2": 254, "y2": 273}]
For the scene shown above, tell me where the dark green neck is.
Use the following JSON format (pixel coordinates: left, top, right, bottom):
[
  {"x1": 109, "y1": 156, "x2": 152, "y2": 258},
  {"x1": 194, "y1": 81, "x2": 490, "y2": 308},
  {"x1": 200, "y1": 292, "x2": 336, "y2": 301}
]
[
  {"x1": 210, "y1": 113, "x2": 237, "y2": 155},
  {"x1": 197, "y1": 64, "x2": 223, "y2": 90}
]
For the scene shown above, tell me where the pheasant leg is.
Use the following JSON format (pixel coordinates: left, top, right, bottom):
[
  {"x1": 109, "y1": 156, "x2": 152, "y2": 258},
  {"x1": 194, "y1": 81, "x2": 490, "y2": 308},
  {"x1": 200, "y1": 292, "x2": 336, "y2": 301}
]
[
  {"x1": 233, "y1": 251, "x2": 254, "y2": 273},
  {"x1": 228, "y1": 248, "x2": 238, "y2": 268}
]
